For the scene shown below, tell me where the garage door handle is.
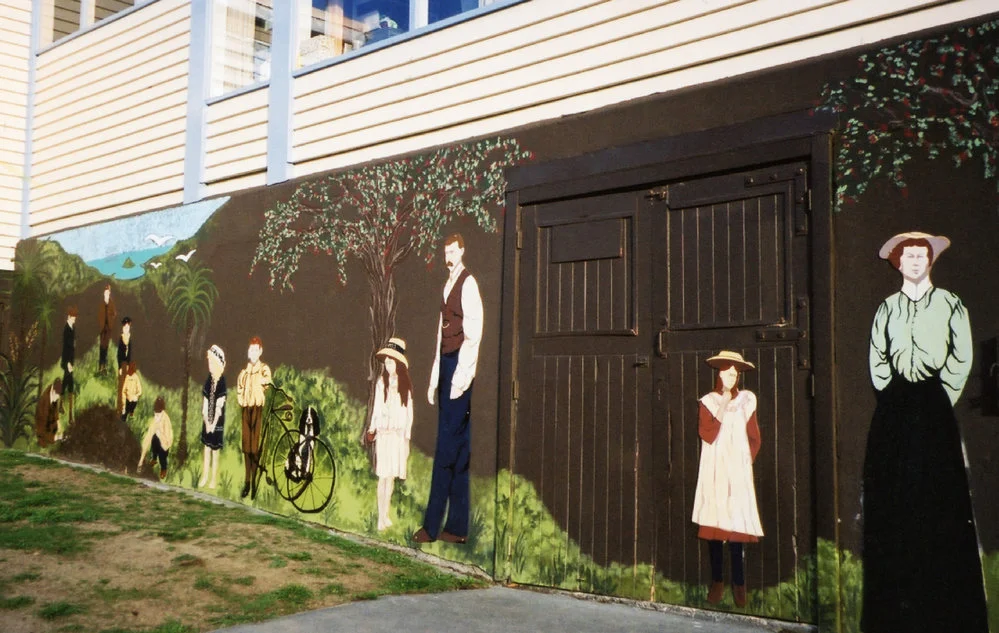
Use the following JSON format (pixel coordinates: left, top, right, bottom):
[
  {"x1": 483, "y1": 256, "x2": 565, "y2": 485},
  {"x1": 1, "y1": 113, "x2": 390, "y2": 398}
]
[{"x1": 656, "y1": 329, "x2": 668, "y2": 358}]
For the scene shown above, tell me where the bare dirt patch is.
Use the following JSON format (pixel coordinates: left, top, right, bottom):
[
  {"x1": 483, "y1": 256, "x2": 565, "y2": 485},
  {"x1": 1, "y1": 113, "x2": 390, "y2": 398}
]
[{"x1": 0, "y1": 455, "x2": 476, "y2": 633}]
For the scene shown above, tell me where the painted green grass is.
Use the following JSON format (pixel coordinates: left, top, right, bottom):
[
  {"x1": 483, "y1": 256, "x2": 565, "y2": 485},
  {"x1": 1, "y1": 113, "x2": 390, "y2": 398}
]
[
  {"x1": 32, "y1": 348, "x2": 501, "y2": 576},
  {"x1": 23, "y1": 346, "x2": 999, "y2": 629}
]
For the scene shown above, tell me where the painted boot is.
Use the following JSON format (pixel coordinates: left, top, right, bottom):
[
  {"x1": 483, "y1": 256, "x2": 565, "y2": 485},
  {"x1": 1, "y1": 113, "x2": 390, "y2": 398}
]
[
  {"x1": 707, "y1": 582, "x2": 724, "y2": 604},
  {"x1": 732, "y1": 584, "x2": 747, "y2": 608}
]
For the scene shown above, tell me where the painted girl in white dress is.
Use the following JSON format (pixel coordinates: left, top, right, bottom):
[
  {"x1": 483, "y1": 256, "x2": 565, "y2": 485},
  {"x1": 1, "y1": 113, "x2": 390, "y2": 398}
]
[
  {"x1": 692, "y1": 350, "x2": 763, "y2": 608},
  {"x1": 365, "y1": 337, "x2": 414, "y2": 532}
]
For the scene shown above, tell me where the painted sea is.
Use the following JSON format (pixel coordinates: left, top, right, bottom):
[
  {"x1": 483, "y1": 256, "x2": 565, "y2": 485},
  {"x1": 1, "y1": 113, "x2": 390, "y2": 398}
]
[{"x1": 88, "y1": 245, "x2": 172, "y2": 280}]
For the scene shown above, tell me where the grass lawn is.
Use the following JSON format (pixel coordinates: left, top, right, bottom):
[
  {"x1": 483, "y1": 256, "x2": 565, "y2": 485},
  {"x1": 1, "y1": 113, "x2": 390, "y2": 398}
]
[{"x1": 0, "y1": 449, "x2": 485, "y2": 633}]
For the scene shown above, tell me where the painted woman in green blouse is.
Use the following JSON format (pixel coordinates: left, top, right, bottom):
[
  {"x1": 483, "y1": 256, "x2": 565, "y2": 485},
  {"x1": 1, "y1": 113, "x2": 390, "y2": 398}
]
[{"x1": 862, "y1": 231, "x2": 985, "y2": 633}]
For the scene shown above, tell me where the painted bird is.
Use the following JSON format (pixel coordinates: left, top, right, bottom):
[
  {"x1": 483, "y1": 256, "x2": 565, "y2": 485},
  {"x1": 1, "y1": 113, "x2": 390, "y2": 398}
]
[
  {"x1": 175, "y1": 249, "x2": 197, "y2": 262},
  {"x1": 145, "y1": 233, "x2": 174, "y2": 246}
]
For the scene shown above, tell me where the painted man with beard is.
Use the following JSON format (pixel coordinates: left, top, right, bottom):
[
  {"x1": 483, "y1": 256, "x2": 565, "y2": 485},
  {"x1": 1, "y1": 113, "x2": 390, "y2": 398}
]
[{"x1": 413, "y1": 233, "x2": 483, "y2": 545}]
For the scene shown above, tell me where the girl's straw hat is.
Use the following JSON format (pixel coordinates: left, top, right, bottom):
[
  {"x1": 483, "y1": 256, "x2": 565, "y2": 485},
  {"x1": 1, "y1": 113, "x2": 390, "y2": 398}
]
[
  {"x1": 376, "y1": 337, "x2": 408, "y2": 368},
  {"x1": 705, "y1": 350, "x2": 755, "y2": 371}
]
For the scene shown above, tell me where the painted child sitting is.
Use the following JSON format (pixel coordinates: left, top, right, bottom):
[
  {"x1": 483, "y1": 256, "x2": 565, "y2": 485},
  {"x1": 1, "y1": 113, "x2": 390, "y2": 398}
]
[{"x1": 138, "y1": 396, "x2": 174, "y2": 479}]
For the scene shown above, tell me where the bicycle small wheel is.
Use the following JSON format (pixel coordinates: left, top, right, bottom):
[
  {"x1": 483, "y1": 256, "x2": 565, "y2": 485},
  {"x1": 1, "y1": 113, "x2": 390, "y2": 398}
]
[
  {"x1": 271, "y1": 430, "x2": 310, "y2": 503},
  {"x1": 290, "y1": 438, "x2": 336, "y2": 514}
]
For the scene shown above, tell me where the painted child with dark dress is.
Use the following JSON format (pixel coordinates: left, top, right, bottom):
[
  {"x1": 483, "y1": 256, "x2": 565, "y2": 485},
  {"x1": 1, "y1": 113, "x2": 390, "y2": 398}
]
[{"x1": 199, "y1": 344, "x2": 226, "y2": 490}]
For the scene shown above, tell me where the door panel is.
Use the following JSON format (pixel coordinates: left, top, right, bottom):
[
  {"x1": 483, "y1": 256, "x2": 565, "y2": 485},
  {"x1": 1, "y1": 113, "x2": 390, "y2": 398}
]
[
  {"x1": 512, "y1": 193, "x2": 654, "y2": 588},
  {"x1": 508, "y1": 161, "x2": 814, "y2": 621},
  {"x1": 653, "y1": 163, "x2": 813, "y2": 620}
]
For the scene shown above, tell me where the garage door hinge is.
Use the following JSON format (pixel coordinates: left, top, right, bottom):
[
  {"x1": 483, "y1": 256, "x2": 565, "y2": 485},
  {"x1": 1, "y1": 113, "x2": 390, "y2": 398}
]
[
  {"x1": 645, "y1": 186, "x2": 668, "y2": 202},
  {"x1": 810, "y1": 372, "x2": 815, "y2": 398},
  {"x1": 516, "y1": 229, "x2": 523, "y2": 250},
  {"x1": 512, "y1": 379, "x2": 519, "y2": 401}
]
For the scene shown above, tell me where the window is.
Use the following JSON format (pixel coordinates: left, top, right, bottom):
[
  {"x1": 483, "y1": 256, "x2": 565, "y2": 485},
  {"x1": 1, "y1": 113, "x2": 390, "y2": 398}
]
[
  {"x1": 41, "y1": 0, "x2": 81, "y2": 46},
  {"x1": 211, "y1": 0, "x2": 274, "y2": 97},
  {"x1": 95, "y1": 0, "x2": 135, "y2": 22},
  {"x1": 297, "y1": 0, "x2": 496, "y2": 68},
  {"x1": 40, "y1": 0, "x2": 136, "y2": 47}
]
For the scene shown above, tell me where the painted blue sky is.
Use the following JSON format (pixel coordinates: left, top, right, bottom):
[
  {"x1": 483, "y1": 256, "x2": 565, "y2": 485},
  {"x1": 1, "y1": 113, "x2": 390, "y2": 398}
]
[{"x1": 45, "y1": 197, "x2": 229, "y2": 264}]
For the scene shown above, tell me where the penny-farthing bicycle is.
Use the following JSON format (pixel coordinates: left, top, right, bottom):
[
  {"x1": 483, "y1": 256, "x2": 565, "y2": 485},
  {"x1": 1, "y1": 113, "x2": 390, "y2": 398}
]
[{"x1": 253, "y1": 384, "x2": 336, "y2": 513}]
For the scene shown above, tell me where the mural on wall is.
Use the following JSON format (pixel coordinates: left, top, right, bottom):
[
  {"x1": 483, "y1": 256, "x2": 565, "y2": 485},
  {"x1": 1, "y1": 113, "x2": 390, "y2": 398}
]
[
  {"x1": 816, "y1": 20, "x2": 999, "y2": 209},
  {"x1": 115, "y1": 317, "x2": 132, "y2": 419},
  {"x1": 60, "y1": 306, "x2": 77, "y2": 425},
  {"x1": 199, "y1": 344, "x2": 227, "y2": 490},
  {"x1": 97, "y1": 283, "x2": 116, "y2": 376},
  {"x1": 816, "y1": 17, "x2": 999, "y2": 633},
  {"x1": 165, "y1": 261, "x2": 219, "y2": 464},
  {"x1": 1, "y1": 138, "x2": 528, "y2": 586},
  {"x1": 250, "y1": 138, "x2": 530, "y2": 435},
  {"x1": 138, "y1": 395, "x2": 173, "y2": 479},
  {"x1": 250, "y1": 137, "x2": 530, "y2": 543},
  {"x1": 365, "y1": 337, "x2": 414, "y2": 532},
  {"x1": 693, "y1": 351, "x2": 763, "y2": 609},
  {"x1": 236, "y1": 336, "x2": 272, "y2": 499},
  {"x1": 413, "y1": 234, "x2": 482, "y2": 545},
  {"x1": 3, "y1": 14, "x2": 998, "y2": 630},
  {"x1": 864, "y1": 231, "x2": 986, "y2": 632}
]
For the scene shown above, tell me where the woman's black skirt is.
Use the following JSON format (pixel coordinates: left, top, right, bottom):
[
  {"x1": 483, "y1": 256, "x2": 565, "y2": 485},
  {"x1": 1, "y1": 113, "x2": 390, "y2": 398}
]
[{"x1": 861, "y1": 376, "x2": 987, "y2": 632}]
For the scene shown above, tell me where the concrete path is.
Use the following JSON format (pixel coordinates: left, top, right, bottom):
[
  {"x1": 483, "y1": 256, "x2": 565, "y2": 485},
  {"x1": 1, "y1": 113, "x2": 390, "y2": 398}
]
[{"x1": 210, "y1": 586, "x2": 810, "y2": 633}]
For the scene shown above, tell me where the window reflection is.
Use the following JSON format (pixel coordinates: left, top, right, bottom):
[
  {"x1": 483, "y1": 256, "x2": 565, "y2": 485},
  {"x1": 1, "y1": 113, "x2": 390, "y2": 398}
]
[
  {"x1": 211, "y1": 0, "x2": 273, "y2": 96},
  {"x1": 297, "y1": 0, "x2": 496, "y2": 68}
]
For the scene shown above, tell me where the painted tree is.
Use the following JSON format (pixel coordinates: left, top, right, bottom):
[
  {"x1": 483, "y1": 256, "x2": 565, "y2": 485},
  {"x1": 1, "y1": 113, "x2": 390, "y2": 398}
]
[
  {"x1": 10, "y1": 240, "x2": 55, "y2": 401},
  {"x1": 0, "y1": 325, "x2": 38, "y2": 448},
  {"x1": 11, "y1": 240, "x2": 54, "y2": 341},
  {"x1": 33, "y1": 292, "x2": 55, "y2": 401},
  {"x1": 815, "y1": 19, "x2": 999, "y2": 209},
  {"x1": 251, "y1": 137, "x2": 531, "y2": 430},
  {"x1": 166, "y1": 261, "x2": 219, "y2": 464}
]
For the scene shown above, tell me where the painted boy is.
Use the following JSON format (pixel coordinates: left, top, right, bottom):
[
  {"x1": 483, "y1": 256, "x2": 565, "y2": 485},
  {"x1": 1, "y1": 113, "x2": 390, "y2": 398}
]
[
  {"x1": 121, "y1": 361, "x2": 142, "y2": 422},
  {"x1": 61, "y1": 306, "x2": 77, "y2": 425},
  {"x1": 35, "y1": 378, "x2": 62, "y2": 446},
  {"x1": 237, "y1": 336, "x2": 271, "y2": 498},
  {"x1": 138, "y1": 396, "x2": 173, "y2": 480}
]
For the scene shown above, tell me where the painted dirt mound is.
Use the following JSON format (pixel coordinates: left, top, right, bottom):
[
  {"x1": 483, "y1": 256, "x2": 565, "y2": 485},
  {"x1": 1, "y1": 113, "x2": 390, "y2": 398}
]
[{"x1": 54, "y1": 405, "x2": 153, "y2": 480}]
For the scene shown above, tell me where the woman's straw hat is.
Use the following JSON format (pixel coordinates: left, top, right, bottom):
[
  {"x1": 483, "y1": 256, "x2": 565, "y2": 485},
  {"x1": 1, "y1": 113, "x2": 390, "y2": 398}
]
[
  {"x1": 878, "y1": 231, "x2": 950, "y2": 261},
  {"x1": 705, "y1": 350, "x2": 755, "y2": 371},
  {"x1": 376, "y1": 337, "x2": 408, "y2": 368}
]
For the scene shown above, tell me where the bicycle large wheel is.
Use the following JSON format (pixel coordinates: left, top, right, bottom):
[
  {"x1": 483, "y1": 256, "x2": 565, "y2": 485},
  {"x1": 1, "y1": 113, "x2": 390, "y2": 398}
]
[
  {"x1": 290, "y1": 438, "x2": 336, "y2": 514},
  {"x1": 271, "y1": 429, "x2": 310, "y2": 503}
]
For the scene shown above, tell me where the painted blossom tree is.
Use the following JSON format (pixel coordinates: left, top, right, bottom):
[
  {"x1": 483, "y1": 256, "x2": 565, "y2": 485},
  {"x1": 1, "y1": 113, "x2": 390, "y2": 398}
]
[
  {"x1": 250, "y1": 137, "x2": 531, "y2": 429},
  {"x1": 815, "y1": 19, "x2": 999, "y2": 210}
]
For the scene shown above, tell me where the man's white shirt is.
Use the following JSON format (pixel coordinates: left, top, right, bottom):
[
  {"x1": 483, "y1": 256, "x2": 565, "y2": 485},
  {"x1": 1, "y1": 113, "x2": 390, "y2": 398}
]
[{"x1": 429, "y1": 262, "x2": 484, "y2": 401}]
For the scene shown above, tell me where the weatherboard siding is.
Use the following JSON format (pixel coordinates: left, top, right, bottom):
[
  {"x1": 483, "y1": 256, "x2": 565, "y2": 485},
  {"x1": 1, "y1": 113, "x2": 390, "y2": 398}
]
[
  {"x1": 289, "y1": 0, "x2": 994, "y2": 178},
  {"x1": 0, "y1": 0, "x2": 31, "y2": 269},
  {"x1": 13, "y1": 0, "x2": 998, "y2": 238},
  {"x1": 204, "y1": 88, "x2": 269, "y2": 188},
  {"x1": 29, "y1": 0, "x2": 190, "y2": 237}
]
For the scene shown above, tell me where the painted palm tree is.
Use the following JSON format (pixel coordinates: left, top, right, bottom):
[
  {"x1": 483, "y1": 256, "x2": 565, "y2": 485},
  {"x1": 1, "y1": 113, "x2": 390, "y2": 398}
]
[
  {"x1": 166, "y1": 261, "x2": 218, "y2": 464},
  {"x1": 0, "y1": 340, "x2": 39, "y2": 448},
  {"x1": 11, "y1": 240, "x2": 54, "y2": 341},
  {"x1": 33, "y1": 292, "x2": 55, "y2": 401}
]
